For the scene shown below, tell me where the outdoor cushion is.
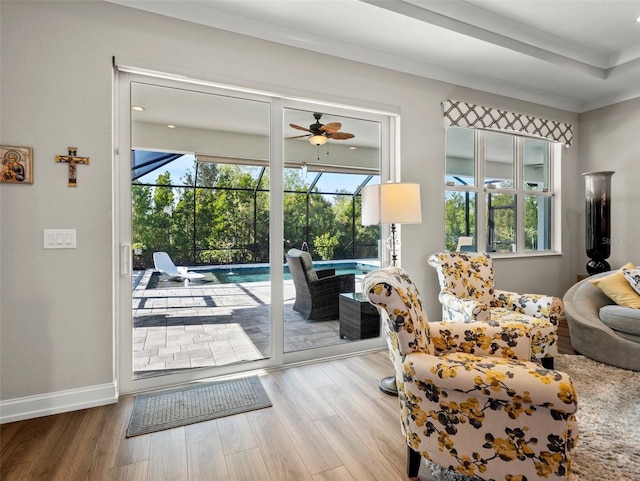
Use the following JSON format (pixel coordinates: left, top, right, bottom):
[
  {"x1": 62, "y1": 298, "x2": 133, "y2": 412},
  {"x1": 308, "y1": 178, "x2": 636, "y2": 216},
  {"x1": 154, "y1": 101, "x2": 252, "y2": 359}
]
[
  {"x1": 297, "y1": 249, "x2": 318, "y2": 282},
  {"x1": 599, "y1": 304, "x2": 640, "y2": 342}
]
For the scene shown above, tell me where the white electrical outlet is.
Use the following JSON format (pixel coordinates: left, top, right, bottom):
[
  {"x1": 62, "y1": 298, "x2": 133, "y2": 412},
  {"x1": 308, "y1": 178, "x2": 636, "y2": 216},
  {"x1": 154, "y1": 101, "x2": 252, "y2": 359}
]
[{"x1": 44, "y1": 229, "x2": 76, "y2": 249}]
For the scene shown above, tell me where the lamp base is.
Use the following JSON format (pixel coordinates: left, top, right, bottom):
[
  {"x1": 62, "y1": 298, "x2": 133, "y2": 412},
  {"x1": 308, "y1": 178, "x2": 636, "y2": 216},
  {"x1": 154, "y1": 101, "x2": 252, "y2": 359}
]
[{"x1": 378, "y1": 375, "x2": 398, "y2": 396}]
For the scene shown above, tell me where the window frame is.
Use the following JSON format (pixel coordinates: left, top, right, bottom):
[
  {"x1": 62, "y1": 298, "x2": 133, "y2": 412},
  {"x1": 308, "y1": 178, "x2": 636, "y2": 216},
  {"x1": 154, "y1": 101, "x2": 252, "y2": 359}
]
[{"x1": 445, "y1": 127, "x2": 558, "y2": 255}]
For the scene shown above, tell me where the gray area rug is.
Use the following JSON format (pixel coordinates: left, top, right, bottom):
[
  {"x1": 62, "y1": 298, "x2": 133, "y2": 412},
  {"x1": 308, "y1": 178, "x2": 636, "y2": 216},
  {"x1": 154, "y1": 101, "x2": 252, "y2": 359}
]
[
  {"x1": 126, "y1": 375, "x2": 271, "y2": 437},
  {"x1": 424, "y1": 354, "x2": 640, "y2": 481}
]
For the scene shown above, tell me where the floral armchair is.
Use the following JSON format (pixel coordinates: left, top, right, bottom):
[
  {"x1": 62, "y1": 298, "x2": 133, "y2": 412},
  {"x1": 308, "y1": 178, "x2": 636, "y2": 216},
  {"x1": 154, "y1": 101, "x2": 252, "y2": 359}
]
[
  {"x1": 428, "y1": 252, "x2": 563, "y2": 368},
  {"x1": 363, "y1": 267, "x2": 577, "y2": 481}
]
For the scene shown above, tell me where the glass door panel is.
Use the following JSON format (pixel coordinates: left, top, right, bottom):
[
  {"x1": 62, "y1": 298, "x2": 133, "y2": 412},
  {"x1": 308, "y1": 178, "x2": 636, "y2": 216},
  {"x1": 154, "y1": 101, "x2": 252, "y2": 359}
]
[
  {"x1": 129, "y1": 82, "x2": 271, "y2": 381},
  {"x1": 282, "y1": 107, "x2": 382, "y2": 354}
]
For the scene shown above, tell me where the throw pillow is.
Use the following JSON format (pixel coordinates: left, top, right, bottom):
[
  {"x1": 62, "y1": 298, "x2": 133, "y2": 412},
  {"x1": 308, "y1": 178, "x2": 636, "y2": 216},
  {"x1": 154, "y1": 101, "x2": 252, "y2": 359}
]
[
  {"x1": 623, "y1": 268, "x2": 640, "y2": 295},
  {"x1": 590, "y1": 262, "x2": 640, "y2": 309}
]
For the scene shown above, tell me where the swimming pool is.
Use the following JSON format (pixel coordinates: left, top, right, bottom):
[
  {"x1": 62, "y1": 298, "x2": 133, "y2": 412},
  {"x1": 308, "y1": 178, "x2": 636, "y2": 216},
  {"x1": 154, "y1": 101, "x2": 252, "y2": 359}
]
[{"x1": 147, "y1": 261, "x2": 378, "y2": 288}]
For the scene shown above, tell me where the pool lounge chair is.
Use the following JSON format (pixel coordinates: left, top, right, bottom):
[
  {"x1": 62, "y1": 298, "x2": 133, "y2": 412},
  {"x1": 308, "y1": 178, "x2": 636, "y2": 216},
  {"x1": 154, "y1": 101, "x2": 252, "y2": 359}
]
[{"x1": 153, "y1": 252, "x2": 205, "y2": 281}]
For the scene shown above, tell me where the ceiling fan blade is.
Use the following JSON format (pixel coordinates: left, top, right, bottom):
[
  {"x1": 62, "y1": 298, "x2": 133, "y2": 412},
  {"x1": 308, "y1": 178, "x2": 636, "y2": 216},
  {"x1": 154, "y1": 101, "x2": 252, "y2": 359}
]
[
  {"x1": 289, "y1": 123, "x2": 312, "y2": 132},
  {"x1": 286, "y1": 134, "x2": 310, "y2": 139},
  {"x1": 319, "y1": 122, "x2": 341, "y2": 133},
  {"x1": 327, "y1": 132, "x2": 355, "y2": 140}
]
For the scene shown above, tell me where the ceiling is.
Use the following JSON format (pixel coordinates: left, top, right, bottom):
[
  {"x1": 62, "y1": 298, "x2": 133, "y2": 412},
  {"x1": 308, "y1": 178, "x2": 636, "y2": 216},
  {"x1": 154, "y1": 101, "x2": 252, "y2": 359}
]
[
  {"x1": 131, "y1": 82, "x2": 382, "y2": 148},
  {"x1": 109, "y1": 0, "x2": 640, "y2": 113}
]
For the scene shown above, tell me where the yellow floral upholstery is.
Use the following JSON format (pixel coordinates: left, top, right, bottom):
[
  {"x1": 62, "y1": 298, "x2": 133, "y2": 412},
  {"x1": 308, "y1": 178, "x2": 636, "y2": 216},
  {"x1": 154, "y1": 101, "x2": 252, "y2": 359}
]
[
  {"x1": 363, "y1": 267, "x2": 578, "y2": 481},
  {"x1": 428, "y1": 252, "x2": 563, "y2": 365}
]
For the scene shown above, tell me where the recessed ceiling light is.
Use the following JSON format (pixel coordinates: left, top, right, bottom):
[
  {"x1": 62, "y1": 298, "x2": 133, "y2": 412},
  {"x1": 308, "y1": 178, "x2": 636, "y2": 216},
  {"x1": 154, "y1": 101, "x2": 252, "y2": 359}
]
[
  {"x1": 349, "y1": 146, "x2": 357, "y2": 150},
  {"x1": 167, "y1": 124, "x2": 176, "y2": 129},
  {"x1": 637, "y1": 15, "x2": 640, "y2": 22},
  {"x1": 132, "y1": 105, "x2": 145, "y2": 111}
]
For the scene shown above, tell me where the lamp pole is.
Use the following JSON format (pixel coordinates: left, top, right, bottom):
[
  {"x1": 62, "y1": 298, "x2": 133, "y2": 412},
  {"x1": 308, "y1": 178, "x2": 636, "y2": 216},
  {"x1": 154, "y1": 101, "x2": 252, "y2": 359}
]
[{"x1": 361, "y1": 182, "x2": 422, "y2": 396}]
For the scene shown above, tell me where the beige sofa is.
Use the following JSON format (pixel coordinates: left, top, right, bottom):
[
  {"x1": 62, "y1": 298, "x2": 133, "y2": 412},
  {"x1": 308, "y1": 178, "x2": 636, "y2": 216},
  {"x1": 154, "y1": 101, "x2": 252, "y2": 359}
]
[{"x1": 563, "y1": 272, "x2": 640, "y2": 371}]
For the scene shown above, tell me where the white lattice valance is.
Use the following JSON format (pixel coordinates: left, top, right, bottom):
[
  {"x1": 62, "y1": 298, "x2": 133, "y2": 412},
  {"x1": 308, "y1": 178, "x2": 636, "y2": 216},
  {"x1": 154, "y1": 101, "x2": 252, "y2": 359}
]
[{"x1": 442, "y1": 99, "x2": 573, "y2": 147}]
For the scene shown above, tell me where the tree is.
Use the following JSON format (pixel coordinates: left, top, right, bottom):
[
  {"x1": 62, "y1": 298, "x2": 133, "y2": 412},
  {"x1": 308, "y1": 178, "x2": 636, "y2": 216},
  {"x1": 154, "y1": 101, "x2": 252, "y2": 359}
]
[
  {"x1": 445, "y1": 191, "x2": 476, "y2": 251},
  {"x1": 332, "y1": 193, "x2": 378, "y2": 258},
  {"x1": 132, "y1": 159, "x2": 378, "y2": 266},
  {"x1": 487, "y1": 193, "x2": 515, "y2": 252},
  {"x1": 131, "y1": 181, "x2": 153, "y2": 266},
  {"x1": 314, "y1": 232, "x2": 339, "y2": 260}
]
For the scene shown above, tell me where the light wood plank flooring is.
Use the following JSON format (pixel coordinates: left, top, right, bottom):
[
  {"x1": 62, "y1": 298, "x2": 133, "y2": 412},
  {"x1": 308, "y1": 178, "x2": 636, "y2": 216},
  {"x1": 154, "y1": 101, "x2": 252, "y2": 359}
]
[{"x1": 1, "y1": 322, "x2": 576, "y2": 481}]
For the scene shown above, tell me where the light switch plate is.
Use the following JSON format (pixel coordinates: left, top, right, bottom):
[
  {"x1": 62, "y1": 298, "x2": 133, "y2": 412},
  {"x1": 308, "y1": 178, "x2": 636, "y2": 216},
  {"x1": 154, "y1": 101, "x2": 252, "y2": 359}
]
[{"x1": 44, "y1": 229, "x2": 76, "y2": 249}]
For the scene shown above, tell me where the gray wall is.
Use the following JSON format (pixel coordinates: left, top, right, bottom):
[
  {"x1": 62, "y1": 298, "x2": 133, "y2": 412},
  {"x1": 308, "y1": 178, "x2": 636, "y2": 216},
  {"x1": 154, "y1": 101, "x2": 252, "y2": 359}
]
[
  {"x1": 578, "y1": 98, "x2": 640, "y2": 271},
  {"x1": 2, "y1": 0, "x2": 630, "y2": 410}
]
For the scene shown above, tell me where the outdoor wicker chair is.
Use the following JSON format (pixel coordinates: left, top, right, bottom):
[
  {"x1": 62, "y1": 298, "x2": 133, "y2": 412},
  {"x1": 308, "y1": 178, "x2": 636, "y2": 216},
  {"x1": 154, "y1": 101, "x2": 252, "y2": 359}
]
[{"x1": 286, "y1": 248, "x2": 355, "y2": 321}]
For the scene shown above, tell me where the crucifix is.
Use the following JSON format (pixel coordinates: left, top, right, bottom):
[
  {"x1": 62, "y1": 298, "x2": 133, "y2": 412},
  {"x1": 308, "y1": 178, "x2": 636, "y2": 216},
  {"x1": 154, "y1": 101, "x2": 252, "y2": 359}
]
[{"x1": 56, "y1": 147, "x2": 89, "y2": 187}]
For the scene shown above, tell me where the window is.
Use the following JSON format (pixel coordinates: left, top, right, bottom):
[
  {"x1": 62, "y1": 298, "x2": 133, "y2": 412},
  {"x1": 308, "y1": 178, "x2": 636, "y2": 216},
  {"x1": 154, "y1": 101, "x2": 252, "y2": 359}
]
[{"x1": 445, "y1": 127, "x2": 555, "y2": 254}]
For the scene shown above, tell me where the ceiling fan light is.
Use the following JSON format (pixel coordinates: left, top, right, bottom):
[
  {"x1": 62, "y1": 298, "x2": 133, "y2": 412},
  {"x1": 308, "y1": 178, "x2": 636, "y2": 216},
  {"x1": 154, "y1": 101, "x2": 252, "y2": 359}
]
[{"x1": 309, "y1": 134, "x2": 327, "y2": 146}]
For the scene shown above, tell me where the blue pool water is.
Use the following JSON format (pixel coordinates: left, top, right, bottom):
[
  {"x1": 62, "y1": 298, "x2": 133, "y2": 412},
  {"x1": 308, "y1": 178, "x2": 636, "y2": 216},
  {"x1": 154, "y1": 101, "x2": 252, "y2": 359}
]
[{"x1": 148, "y1": 262, "x2": 377, "y2": 288}]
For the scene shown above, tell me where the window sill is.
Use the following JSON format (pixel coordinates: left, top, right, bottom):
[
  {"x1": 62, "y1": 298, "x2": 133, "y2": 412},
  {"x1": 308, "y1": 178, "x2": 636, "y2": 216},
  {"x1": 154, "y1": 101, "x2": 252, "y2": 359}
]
[{"x1": 489, "y1": 251, "x2": 563, "y2": 260}]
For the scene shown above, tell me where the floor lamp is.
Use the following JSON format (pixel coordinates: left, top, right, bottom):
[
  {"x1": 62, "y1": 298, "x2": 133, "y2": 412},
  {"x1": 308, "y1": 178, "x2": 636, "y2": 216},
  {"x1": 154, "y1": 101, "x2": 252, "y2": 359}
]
[{"x1": 361, "y1": 182, "x2": 422, "y2": 395}]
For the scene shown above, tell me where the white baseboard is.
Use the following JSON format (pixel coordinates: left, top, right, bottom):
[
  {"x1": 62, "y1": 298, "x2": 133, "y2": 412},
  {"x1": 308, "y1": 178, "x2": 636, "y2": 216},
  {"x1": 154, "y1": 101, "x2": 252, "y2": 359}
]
[{"x1": 0, "y1": 382, "x2": 118, "y2": 424}]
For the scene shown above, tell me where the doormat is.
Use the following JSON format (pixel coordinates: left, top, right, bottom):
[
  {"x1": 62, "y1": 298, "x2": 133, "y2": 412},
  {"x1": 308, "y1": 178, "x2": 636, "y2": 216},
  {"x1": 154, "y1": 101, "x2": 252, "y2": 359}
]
[{"x1": 126, "y1": 376, "x2": 272, "y2": 437}]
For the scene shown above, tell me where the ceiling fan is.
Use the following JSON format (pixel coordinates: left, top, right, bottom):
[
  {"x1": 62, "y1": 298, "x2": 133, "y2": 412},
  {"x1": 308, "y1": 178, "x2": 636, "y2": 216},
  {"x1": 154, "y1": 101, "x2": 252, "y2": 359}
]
[{"x1": 288, "y1": 112, "x2": 355, "y2": 145}]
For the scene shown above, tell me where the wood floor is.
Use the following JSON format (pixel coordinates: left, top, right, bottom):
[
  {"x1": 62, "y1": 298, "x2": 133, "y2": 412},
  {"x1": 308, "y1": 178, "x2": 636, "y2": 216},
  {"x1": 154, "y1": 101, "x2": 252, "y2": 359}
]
[{"x1": 0, "y1": 319, "x2": 576, "y2": 481}]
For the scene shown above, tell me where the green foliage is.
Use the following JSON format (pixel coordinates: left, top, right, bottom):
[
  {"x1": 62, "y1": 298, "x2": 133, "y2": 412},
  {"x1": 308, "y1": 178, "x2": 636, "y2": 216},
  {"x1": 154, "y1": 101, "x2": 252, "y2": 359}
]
[
  {"x1": 445, "y1": 191, "x2": 476, "y2": 251},
  {"x1": 487, "y1": 193, "x2": 515, "y2": 252},
  {"x1": 313, "y1": 233, "x2": 339, "y2": 260},
  {"x1": 445, "y1": 190, "x2": 547, "y2": 252},
  {"x1": 132, "y1": 162, "x2": 379, "y2": 265}
]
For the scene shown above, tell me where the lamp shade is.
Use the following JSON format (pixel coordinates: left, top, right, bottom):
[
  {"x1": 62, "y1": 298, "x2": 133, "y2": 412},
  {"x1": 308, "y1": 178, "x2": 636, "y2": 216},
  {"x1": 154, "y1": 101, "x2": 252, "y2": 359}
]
[{"x1": 361, "y1": 182, "x2": 422, "y2": 225}]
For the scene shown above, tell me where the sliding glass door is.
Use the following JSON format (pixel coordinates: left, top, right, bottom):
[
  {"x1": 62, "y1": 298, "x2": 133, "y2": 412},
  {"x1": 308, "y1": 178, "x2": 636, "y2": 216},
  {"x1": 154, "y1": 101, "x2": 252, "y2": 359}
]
[{"x1": 116, "y1": 71, "x2": 390, "y2": 394}]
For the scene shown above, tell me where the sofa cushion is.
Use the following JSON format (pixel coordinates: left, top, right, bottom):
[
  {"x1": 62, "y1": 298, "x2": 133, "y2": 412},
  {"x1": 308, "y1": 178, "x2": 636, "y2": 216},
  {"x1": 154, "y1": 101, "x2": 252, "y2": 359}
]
[
  {"x1": 599, "y1": 305, "x2": 640, "y2": 342},
  {"x1": 623, "y1": 268, "x2": 640, "y2": 295},
  {"x1": 590, "y1": 262, "x2": 640, "y2": 309}
]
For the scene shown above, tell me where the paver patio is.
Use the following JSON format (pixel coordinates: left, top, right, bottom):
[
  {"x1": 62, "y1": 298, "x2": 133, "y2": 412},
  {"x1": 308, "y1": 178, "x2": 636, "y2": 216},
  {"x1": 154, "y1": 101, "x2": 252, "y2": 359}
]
[{"x1": 131, "y1": 269, "x2": 369, "y2": 378}]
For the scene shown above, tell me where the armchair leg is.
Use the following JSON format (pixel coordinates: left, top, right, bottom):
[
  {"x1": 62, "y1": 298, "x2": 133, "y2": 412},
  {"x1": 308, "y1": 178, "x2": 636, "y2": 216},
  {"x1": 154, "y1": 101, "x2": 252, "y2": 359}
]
[
  {"x1": 407, "y1": 445, "x2": 421, "y2": 478},
  {"x1": 542, "y1": 357, "x2": 554, "y2": 369}
]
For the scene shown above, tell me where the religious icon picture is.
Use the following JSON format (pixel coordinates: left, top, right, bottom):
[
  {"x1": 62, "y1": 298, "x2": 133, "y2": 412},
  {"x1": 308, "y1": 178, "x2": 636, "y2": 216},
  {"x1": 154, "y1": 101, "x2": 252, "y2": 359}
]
[{"x1": 1, "y1": 145, "x2": 33, "y2": 184}]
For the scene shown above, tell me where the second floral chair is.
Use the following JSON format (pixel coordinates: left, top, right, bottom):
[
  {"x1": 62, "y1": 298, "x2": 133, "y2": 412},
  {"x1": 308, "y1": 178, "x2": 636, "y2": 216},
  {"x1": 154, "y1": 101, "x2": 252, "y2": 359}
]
[
  {"x1": 363, "y1": 267, "x2": 578, "y2": 481},
  {"x1": 428, "y1": 251, "x2": 563, "y2": 368}
]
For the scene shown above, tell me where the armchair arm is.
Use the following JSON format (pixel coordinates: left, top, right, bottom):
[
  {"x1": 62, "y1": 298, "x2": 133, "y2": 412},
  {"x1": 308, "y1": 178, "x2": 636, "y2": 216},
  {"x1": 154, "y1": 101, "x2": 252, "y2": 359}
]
[
  {"x1": 494, "y1": 290, "x2": 564, "y2": 324},
  {"x1": 316, "y1": 268, "x2": 336, "y2": 279},
  {"x1": 404, "y1": 351, "x2": 577, "y2": 413},
  {"x1": 428, "y1": 321, "x2": 531, "y2": 360},
  {"x1": 439, "y1": 290, "x2": 490, "y2": 323},
  {"x1": 311, "y1": 273, "x2": 355, "y2": 296},
  {"x1": 338, "y1": 273, "x2": 356, "y2": 293}
]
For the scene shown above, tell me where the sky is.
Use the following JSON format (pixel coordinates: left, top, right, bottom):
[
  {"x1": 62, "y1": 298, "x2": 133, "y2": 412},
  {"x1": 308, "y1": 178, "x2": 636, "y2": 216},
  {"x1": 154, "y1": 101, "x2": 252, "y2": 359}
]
[{"x1": 136, "y1": 153, "x2": 379, "y2": 195}]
